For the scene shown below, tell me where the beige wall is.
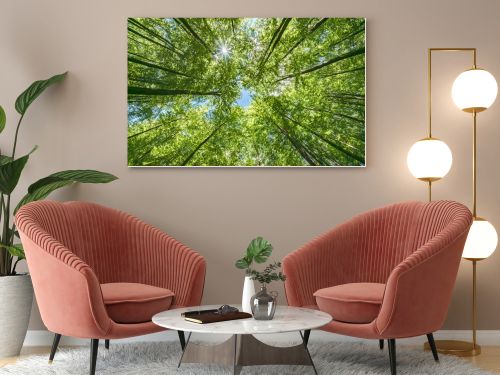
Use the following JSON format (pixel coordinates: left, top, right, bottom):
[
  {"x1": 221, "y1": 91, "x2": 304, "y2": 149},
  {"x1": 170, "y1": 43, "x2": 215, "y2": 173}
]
[{"x1": 1, "y1": 0, "x2": 500, "y2": 331}]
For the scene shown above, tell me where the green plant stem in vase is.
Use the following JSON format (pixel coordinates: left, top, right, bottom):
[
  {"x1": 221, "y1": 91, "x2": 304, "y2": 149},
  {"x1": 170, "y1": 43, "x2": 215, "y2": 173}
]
[
  {"x1": 248, "y1": 261, "x2": 287, "y2": 285},
  {"x1": 248, "y1": 261, "x2": 286, "y2": 320}
]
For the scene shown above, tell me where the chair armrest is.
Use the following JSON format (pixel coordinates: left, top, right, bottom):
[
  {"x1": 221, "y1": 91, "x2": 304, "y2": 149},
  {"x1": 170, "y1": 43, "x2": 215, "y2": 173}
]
[
  {"x1": 126, "y1": 219, "x2": 206, "y2": 307},
  {"x1": 375, "y1": 227, "x2": 470, "y2": 338},
  {"x1": 283, "y1": 220, "x2": 358, "y2": 307},
  {"x1": 18, "y1": 230, "x2": 111, "y2": 339}
]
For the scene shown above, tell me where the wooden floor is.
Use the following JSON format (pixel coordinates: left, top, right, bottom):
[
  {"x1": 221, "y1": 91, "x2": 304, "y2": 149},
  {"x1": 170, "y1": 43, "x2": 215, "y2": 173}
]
[
  {"x1": 465, "y1": 346, "x2": 500, "y2": 373},
  {"x1": 1, "y1": 345, "x2": 500, "y2": 372}
]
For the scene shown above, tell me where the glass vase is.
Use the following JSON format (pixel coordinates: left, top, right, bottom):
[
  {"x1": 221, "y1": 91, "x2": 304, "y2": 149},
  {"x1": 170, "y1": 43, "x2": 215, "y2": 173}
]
[{"x1": 250, "y1": 285, "x2": 278, "y2": 320}]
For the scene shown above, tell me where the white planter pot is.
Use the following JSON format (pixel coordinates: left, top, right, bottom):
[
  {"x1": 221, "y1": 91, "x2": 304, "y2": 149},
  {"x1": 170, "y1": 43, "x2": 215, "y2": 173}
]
[
  {"x1": 0, "y1": 274, "x2": 33, "y2": 358},
  {"x1": 241, "y1": 276, "x2": 255, "y2": 313}
]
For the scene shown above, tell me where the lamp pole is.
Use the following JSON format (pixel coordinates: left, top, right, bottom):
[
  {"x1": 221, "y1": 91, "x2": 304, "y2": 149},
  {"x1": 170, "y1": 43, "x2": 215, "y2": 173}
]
[
  {"x1": 472, "y1": 111, "x2": 477, "y2": 218},
  {"x1": 470, "y1": 109, "x2": 479, "y2": 352},
  {"x1": 423, "y1": 47, "x2": 484, "y2": 357}
]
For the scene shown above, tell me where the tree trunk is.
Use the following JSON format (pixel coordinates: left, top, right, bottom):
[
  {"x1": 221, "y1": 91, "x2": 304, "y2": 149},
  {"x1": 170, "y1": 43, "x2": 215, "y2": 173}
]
[{"x1": 128, "y1": 86, "x2": 220, "y2": 96}]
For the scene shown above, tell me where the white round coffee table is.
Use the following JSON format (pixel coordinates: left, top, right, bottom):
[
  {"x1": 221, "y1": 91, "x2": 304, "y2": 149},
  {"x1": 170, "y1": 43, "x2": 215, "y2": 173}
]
[{"x1": 153, "y1": 305, "x2": 331, "y2": 374}]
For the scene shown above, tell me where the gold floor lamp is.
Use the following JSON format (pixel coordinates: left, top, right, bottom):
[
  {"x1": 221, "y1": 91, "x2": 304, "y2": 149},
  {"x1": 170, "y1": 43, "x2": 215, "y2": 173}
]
[{"x1": 407, "y1": 48, "x2": 498, "y2": 356}]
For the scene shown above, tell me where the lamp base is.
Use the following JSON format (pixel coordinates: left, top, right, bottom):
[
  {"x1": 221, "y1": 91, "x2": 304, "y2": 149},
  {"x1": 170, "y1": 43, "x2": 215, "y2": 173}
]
[{"x1": 424, "y1": 340, "x2": 481, "y2": 357}]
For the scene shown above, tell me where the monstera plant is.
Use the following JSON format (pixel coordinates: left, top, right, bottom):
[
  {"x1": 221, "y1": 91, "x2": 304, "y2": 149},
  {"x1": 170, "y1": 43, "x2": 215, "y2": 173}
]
[
  {"x1": 235, "y1": 237, "x2": 274, "y2": 275},
  {"x1": 0, "y1": 72, "x2": 117, "y2": 358},
  {"x1": 235, "y1": 237, "x2": 286, "y2": 285}
]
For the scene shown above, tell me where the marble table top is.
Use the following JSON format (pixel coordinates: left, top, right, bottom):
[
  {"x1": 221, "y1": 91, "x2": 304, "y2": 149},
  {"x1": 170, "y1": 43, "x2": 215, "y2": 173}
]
[{"x1": 152, "y1": 305, "x2": 332, "y2": 335}]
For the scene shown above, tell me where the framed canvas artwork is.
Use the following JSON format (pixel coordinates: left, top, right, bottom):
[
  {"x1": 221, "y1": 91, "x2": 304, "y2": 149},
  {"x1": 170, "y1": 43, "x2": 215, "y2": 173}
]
[{"x1": 128, "y1": 18, "x2": 365, "y2": 167}]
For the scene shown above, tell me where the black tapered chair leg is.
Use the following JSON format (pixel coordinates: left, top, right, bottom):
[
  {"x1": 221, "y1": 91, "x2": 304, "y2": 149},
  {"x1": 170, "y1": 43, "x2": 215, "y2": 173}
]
[
  {"x1": 426, "y1": 333, "x2": 439, "y2": 362},
  {"x1": 105, "y1": 339, "x2": 110, "y2": 350},
  {"x1": 379, "y1": 339, "x2": 384, "y2": 350},
  {"x1": 90, "y1": 339, "x2": 99, "y2": 375},
  {"x1": 48, "y1": 333, "x2": 62, "y2": 363},
  {"x1": 303, "y1": 329, "x2": 311, "y2": 347},
  {"x1": 388, "y1": 339, "x2": 396, "y2": 375},
  {"x1": 177, "y1": 330, "x2": 186, "y2": 350}
]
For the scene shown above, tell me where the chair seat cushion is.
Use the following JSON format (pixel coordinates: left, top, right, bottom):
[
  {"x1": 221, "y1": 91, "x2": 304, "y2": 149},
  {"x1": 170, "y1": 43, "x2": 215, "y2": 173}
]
[
  {"x1": 101, "y1": 283, "x2": 174, "y2": 324},
  {"x1": 313, "y1": 283, "x2": 385, "y2": 324}
]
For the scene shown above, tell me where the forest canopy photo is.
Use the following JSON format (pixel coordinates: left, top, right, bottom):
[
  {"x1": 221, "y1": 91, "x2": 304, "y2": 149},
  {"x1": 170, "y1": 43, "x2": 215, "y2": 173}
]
[{"x1": 127, "y1": 17, "x2": 366, "y2": 167}]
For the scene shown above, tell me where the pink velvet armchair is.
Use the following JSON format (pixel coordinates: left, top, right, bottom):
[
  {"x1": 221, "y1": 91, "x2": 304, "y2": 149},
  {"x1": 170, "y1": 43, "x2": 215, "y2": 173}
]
[
  {"x1": 283, "y1": 200, "x2": 472, "y2": 375},
  {"x1": 16, "y1": 200, "x2": 206, "y2": 375}
]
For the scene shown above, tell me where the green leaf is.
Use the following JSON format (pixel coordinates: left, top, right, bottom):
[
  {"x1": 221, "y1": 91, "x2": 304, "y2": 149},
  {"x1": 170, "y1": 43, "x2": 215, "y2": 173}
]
[
  {"x1": 0, "y1": 105, "x2": 5, "y2": 134},
  {"x1": 15, "y1": 72, "x2": 67, "y2": 115},
  {"x1": 8, "y1": 228, "x2": 20, "y2": 240},
  {"x1": 0, "y1": 244, "x2": 25, "y2": 259},
  {"x1": 254, "y1": 253, "x2": 271, "y2": 263},
  {"x1": 0, "y1": 149, "x2": 35, "y2": 194},
  {"x1": 14, "y1": 169, "x2": 117, "y2": 214},
  {"x1": 16, "y1": 180, "x2": 73, "y2": 213},
  {"x1": 26, "y1": 176, "x2": 68, "y2": 194},
  {"x1": 28, "y1": 169, "x2": 117, "y2": 194},
  {"x1": 46, "y1": 169, "x2": 117, "y2": 183},
  {"x1": 0, "y1": 155, "x2": 13, "y2": 166},
  {"x1": 246, "y1": 237, "x2": 273, "y2": 264},
  {"x1": 235, "y1": 258, "x2": 250, "y2": 269}
]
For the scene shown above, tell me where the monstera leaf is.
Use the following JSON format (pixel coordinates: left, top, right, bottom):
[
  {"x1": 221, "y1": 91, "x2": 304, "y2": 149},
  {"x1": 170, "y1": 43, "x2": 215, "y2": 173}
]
[
  {"x1": 235, "y1": 258, "x2": 251, "y2": 269},
  {"x1": 235, "y1": 236, "x2": 274, "y2": 269},
  {"x1": 246, "y1": 236, "x2": 273, "y2": 263}
]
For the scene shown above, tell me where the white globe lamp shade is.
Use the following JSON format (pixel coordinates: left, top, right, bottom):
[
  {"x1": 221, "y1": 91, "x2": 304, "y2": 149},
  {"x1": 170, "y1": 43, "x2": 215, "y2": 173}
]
[
  {"x1": 407, "y1": 138, "x2": 453, "y2": 181},
  {"x1": 462, "y1": 218, "x2": 498, "y2": 259},
  {"x1": 452, "y1": 69, "x2": 498, "y2": 113}
]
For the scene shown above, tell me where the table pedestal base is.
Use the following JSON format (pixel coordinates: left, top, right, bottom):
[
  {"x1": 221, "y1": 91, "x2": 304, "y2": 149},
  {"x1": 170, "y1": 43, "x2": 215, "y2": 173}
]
[{"x1": 178, "y1": 332, "x2": 317, "y2": 374}]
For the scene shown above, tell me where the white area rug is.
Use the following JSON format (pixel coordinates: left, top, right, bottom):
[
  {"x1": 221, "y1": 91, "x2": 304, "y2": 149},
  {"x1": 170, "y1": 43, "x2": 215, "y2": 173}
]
[{"x1": 0, "y1": 341, "x2": 494, "y2": 374}]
